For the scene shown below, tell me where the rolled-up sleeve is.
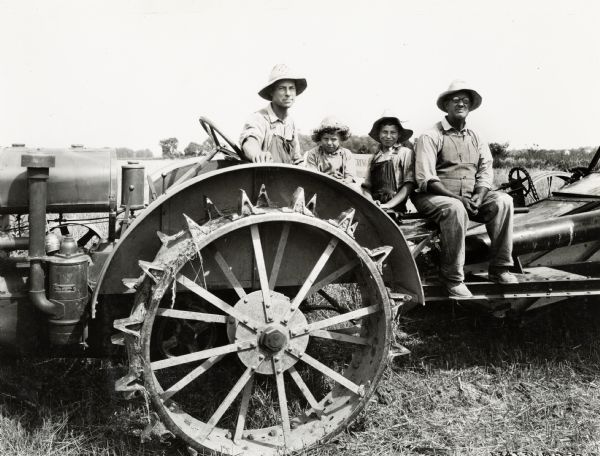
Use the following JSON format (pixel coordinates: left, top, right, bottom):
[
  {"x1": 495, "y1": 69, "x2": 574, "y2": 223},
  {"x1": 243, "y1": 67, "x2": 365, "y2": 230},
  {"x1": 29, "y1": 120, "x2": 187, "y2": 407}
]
[
  {"x1": 397, "y1": 147, "x2": 416, "y2": 185},
  {"x1": 475, "y1": 139, "x2": 494, "y2": 189},
  {"x1": 415, "y1": 134, "x2": 441, "y2": 192},
  {"x1": 239, "y1": 113, "x2": 266, "y2": 147}
]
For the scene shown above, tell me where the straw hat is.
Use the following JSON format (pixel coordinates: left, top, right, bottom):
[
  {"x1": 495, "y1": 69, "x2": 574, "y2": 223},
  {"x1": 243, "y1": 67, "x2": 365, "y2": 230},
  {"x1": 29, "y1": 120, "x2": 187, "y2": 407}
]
[
  {"x1": 368, "y1": 110, "x2": 413, "y2": 143},
  {"x1": 311, "y1": 116, "x2": 351, "y2": 142},
  {"x1": 258, "y1": 64, "x2": 307, "y2": 100},
  {"x1": 436, "y1": 80, "x2": 482, "y2": 112}
]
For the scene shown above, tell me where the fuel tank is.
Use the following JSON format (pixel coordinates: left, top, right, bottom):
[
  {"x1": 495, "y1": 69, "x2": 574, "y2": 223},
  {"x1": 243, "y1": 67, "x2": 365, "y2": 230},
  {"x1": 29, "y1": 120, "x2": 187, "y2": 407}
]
[{"x1": 0, "y1": 146, "x2": 118, "y2": 214}]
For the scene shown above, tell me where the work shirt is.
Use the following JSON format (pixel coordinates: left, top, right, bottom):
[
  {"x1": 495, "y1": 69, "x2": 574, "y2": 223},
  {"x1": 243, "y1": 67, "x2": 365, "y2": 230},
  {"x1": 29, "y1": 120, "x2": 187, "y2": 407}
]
[
  {"x1": 239, "y1": 104, "x2": 303, "y2": 164},
  {"x1": 304, "y1": 146, "x2": 356, "y2": 182},
  {"x1": 362, "y1": 144, "x2": 416, "y2": 191},
  {"x1": 415, "y1": 117, "x2": 493, "y2": 197}
]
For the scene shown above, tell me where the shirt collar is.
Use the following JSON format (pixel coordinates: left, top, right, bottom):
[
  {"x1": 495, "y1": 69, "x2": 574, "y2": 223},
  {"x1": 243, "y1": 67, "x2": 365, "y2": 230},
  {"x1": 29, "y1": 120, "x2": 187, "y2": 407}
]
[
  {"x1": 266, "y1": 103, "x2": 288, "y2": 124},
  {"x1": 441, "y1": 117, "x2": 468, "y2": 133}
]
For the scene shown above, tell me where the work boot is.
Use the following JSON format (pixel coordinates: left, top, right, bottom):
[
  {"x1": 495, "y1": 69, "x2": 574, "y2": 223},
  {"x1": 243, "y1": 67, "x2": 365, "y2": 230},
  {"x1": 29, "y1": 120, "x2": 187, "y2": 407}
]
[
  {"x1": 488, "y1": 267, "x2": 518, "y2": 284},
  {"x1": 445, "y1": 282, "x2": 473, "y2": 298}
]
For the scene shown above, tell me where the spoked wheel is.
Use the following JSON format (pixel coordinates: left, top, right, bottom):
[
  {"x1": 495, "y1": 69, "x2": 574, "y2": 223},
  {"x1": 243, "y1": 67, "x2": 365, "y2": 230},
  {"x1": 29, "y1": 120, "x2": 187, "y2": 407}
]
[
  {"x1": 527, "y1": 171, "x2": 571, "y2": 204},
  {"x1": 115, "y1": 186, "x2": 393, "y2": 455},
  {"x1": 48, "y1": 222, "x2": 103, "y2": 250}
]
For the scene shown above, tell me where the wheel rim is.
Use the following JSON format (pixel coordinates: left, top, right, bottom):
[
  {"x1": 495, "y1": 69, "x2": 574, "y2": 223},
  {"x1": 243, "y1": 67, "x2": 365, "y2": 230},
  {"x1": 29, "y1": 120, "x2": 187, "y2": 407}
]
[{"x1": 126, "y1": 193, "x2": 392, "y2": 455}]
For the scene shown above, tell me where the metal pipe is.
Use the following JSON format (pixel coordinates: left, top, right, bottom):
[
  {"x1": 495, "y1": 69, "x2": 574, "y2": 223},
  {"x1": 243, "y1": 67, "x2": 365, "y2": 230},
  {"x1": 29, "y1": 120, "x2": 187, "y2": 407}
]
[
  {"x1": 22, "y1": 154, "x2": 63, "y2": 319},
  {"x1": 0, "y1": 236, "x2": 29, "y2": 251},
  {"x1": 466, "y1": 208, "x2": 600, "y2": 263}
]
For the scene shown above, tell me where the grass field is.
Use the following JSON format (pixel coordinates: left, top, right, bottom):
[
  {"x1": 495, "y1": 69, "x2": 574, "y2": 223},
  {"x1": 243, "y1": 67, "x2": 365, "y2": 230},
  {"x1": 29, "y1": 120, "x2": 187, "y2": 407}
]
[{"x1": 1, "y1": 298, "x2": 600, "y2": 456}]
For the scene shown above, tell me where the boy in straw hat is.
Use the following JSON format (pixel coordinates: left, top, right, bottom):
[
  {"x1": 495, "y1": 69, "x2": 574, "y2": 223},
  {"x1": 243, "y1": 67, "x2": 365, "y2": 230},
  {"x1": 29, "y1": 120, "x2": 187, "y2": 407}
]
[
  {"x1": 361, "y1": 111, "x2": 416, "y2": 212},
  {"x1": 239, "y1": 64, "x2": 307, "y2": 164},
  {"x1": 412, "y1": 80, "x2": 517, "y2": 298},
  {"x1": 304, "y1": 116, "x2": 357, "y2": 184}
]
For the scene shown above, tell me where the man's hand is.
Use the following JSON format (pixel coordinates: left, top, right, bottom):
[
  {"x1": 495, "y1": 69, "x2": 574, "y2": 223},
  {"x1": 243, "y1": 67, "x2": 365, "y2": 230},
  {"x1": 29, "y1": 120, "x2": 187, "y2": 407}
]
[
  {"x1": 460, "y1": 196, "x2": 479, "y2": 216},
  {"x1": 251, "y1": 151, "x2": 274, "y2": 163},
  {"x1": 470, "y1": 192, "x2": 484, "y2": 209}
]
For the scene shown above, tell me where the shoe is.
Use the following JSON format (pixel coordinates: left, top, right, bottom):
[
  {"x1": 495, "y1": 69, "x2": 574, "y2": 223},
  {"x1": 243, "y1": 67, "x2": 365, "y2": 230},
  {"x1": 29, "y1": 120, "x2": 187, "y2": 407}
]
[
  {"x1": 445, "y1": 282, "x2": 473, "y2": 298},
  {"x1": 488, "y1": 267, "x2": 518, "y2": 284}
]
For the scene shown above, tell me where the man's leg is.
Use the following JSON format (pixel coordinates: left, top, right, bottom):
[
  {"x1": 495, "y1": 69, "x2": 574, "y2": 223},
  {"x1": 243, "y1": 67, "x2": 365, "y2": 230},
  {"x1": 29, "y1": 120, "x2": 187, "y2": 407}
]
[
  {"x1": 412, "y1": 193, "x2": 469, "y2": 284},
  {"x1": 481, "y1": 191, "x2": 514, "y2": 268}
]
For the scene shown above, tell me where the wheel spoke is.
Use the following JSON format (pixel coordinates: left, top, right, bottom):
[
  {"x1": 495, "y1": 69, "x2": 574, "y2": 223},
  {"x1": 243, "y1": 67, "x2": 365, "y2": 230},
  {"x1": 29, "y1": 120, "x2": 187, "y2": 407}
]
[
  {"x1": 250, "y1": 225, "x2": 274, "y2": 322},
  {"x1": 269, "y1": 222, "x2": 291, "y2": 289},
  {"x1": 151, "y1": 340, "x2": 255, "y2": 371},
  {"x1": 288, "y1": 366, "x2": 323, "y2": 413},
  {"x1": 156, "y1": 308, "x2": 227, "y2": 324},
  {"x1": 211, "y1": 248, "x2": 246, "y2": 299},
  {"x1": 274, "y1": 362, "x2": 291, "y2": 445},
  {"x1": 291, "y1": 351, "x2": 364, "y2": 396},
  {"x1": 233, "y1": 375, "x2": 254, "y2": 444},
  {"x1": 177, "y1": 274, "x2": 260, "y2": 330},
  {"x1": 310, "y1": 329, "x2": 369, "y2": 345},
  {"x1": 306, "y1": 259, "x2": 359, "y2": 296},
  {"x1": 289, "y1": 304, "x2": 380, "y2": 338},
  {"x1": 197, "y1": 366, "x2": 256, "y2": 442},
  {"x1": 161, "y1": 355, "x2": 225, "y2": 401},
  {"x1": 286, "y1": 238, "x2": 339, "y2": 320}
]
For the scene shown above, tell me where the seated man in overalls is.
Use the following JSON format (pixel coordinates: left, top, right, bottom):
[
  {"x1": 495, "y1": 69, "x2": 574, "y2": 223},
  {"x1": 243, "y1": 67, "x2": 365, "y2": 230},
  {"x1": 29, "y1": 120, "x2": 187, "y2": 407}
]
[
  {"x1": 361, "y1": 111, "x2": 416, "y2": 212},
  {"x1": 239, "y1": 64, "x2": 306, "y2": 164},
  {"x1": 412, "y1": 80, "x2": 517, "y2": 298}
]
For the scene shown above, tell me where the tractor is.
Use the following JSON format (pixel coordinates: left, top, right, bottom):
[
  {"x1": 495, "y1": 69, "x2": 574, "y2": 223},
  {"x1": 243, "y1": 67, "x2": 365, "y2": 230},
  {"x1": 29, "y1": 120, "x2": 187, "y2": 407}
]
[{"x1": 0, "y1": 118, "x2": 598, "y2": 455}]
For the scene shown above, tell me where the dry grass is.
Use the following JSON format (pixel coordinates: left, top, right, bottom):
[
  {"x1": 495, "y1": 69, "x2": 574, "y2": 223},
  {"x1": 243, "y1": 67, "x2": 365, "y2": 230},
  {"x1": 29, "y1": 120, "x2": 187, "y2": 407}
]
[{"x1": 2, "y1": 299, "x2": 600, "y2": 455}]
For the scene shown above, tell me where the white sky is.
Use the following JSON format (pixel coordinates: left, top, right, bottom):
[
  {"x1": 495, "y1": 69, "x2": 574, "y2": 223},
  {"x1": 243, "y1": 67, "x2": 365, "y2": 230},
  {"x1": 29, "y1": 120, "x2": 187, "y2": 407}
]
[{"x1": 0, "y1": 0, "x2": 599, "y2": 154}]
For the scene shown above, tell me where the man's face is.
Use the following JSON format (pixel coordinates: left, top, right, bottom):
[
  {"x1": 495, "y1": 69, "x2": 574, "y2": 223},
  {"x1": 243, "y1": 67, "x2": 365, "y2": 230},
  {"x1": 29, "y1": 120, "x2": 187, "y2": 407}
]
[
  {"x1": 444, "y1": 91, "x2": 472, "y2": 121},
  {"x1": 320, "y1": 132, "x2": 340, "y2": 154},
  {"x1": 379, "y1": 124, "x2": 399, "y2": 148},
  {"x1": 270, "y1": 80, "x2": 296, "y2": 109}
]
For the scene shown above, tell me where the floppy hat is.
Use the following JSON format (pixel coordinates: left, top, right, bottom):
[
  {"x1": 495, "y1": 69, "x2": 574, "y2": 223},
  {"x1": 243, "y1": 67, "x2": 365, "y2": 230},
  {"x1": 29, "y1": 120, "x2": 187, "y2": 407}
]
[
  {"x1": 258, "y1": 64, "x2": 308, "y2": 100},
  {"x1": 311, "y1": 116, "x2": 351, "y2": 142},
  {"x1": 436, "y1": 80, "x2": 482, "y2": 112},
  {"x1": 368, "y1": 110, "x2": 413, "y2": 143}
]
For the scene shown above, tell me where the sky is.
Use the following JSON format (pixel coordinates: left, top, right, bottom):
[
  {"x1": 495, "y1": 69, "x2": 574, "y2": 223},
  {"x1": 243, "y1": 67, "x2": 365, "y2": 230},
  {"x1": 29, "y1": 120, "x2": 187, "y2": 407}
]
[{"x1": 0, "y1": 0, "x2": 599, "y2": 154}]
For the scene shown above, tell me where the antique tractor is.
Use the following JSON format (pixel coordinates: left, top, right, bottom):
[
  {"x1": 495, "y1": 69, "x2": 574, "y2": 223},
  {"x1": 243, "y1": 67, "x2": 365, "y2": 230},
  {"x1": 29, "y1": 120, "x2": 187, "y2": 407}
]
[{"x1": 0, "y1": 118, "x2": 599, "y2": 455}]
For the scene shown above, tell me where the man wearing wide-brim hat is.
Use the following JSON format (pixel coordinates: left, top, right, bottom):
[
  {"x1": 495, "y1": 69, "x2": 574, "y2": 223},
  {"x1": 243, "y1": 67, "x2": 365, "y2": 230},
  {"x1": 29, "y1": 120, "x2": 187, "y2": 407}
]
[
  {"x1": 239, "y1": 64, "x2": 307, "y2": 164},
  {"x1": 412, "y1": 80, "x2": 517, "y2": 298}
]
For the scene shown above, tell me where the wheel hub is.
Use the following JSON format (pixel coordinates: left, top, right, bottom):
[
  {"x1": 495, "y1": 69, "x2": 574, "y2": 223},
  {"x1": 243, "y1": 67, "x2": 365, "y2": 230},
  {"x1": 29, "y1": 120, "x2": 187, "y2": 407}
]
[
  {"x1": 228, "y1": 290, "x2": 309, "y2": 375},
  {"x1": 260, "y1": 325, "x2": 288, "y2": 352}
]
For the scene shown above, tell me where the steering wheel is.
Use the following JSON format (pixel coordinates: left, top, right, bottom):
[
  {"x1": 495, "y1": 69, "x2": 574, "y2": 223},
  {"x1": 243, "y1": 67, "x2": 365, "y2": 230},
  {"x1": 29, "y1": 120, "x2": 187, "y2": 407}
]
[{"x1": 199, "y1": 117, "x2": 244, "y2": 161}]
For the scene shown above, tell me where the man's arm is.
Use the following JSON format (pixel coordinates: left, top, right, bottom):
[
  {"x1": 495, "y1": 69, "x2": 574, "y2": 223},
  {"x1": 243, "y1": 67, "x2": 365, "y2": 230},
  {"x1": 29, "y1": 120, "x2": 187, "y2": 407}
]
[
  {"x1": 242, "y1": 137, "x2": 273, "y2": 163},
  {"x1": 380, "y1": 182, "x2": 415, "y2": 209}
]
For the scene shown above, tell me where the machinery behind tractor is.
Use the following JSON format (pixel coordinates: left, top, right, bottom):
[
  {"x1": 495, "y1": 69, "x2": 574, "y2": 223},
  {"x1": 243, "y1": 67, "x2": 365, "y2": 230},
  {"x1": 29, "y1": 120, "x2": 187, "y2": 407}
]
[{"x1": 0, "y1": 118, "x2": 599, "y2": 455}]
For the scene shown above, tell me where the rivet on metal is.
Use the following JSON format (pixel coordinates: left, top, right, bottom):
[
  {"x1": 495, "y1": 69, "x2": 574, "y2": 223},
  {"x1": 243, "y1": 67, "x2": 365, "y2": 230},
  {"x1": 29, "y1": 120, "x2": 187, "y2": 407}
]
[{"x1": 269, "y1": 429, "x2": 277, "y2": 437}]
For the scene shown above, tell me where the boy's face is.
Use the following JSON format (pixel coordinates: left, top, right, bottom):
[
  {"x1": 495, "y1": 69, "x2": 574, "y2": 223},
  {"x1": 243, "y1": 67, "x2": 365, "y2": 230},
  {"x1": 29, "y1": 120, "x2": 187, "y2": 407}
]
[
  {"x1": 379, "y1": 124, "x2": 399, "y2": 148},
  {"x1": 320, "y1": 133, "x2": 340, "y2": 154}
]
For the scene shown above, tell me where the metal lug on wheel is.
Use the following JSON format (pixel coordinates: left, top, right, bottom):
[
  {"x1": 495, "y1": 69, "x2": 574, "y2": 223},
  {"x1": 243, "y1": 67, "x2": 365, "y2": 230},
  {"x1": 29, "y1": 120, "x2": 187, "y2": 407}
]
[
  {"x1": 306, "y1": 193, "x2": 317, "y2": 215},
  {"x1": 203, "y1": 196, "x2": 223, "y2": 220},
  {"x1": 347, "y1": 221, "x2": 358, "y2": 238},
  {"x1": 289, "y1": 187, "x2": 306, "y2": 213},
  {"x1": 138, "y1": 260, "x2": 164, "y2": 283},
  {"x1": 183, "y1": 214, "x2": 211, "y2": 245},
  {"x1": 329, "y1": 208, "x2": 356, "y2": 233},
  {"x1": 365, "y1": 245, "x2": 393, "y2": 273},
  {"x1": 239, "y1": 189, "x2": 264, "y2": 216},
  {"x1": 255, "y1": 184, "x2": 272, "y2": 208}
]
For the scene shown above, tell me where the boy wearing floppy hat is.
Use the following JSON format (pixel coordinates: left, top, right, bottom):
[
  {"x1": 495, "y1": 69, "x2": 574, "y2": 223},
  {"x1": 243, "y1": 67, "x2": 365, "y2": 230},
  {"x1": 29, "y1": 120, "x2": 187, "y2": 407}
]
[
  {"x1": 304, "y1": 116, "x2": 357, "y2": 184},
  {"x1": 239, "y1": 64, "x2": 307, "y2": 164},
  {"x1": 361, "y1": 111, "x2": 416, "y2": 212},
  {"x1": 412, "y1": 80, "x2": 517, "y2": 298}
]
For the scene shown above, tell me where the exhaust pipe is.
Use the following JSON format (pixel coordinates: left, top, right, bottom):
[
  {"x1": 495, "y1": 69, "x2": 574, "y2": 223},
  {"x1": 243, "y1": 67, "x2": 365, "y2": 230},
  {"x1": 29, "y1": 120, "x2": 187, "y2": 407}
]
[{"x1": 22, "y1": 154, "x2": 63, "y2": 319}]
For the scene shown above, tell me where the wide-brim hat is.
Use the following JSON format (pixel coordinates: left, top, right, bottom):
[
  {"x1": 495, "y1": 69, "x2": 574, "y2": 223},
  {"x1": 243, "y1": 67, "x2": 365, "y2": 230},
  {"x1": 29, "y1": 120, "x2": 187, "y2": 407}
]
[
  {"x1": 312, "y1": 116, "x2": 350, "y2": 142},
  {"x1": 258, "y1": 64, "x2": 307, "y2": 100},
  {"x1": 436, "y1": 80, "x2": 482, "y2": 112},
  {"x1": 368, "y1": 110, "x2": 413, "y2": 143}
]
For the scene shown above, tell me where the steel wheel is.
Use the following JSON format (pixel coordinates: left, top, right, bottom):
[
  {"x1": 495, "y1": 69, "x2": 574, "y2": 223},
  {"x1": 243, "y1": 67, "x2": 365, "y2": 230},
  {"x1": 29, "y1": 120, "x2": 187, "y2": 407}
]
[{"x1": 116, "y1": 186, "x2": 392, "y2": 455}]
